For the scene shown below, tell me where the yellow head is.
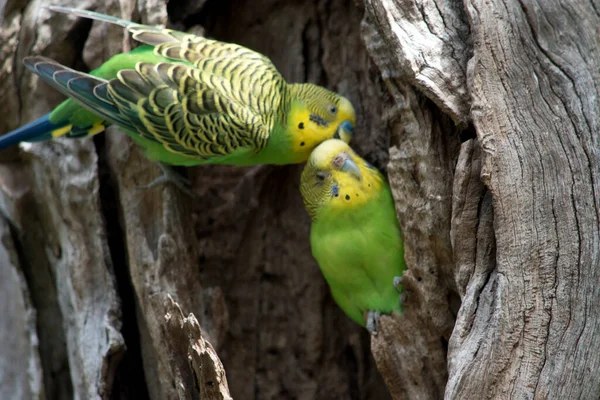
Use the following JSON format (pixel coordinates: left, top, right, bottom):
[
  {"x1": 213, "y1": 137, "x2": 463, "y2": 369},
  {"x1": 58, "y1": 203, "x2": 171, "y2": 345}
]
[
  {"x1": 300, "y1": 139, "x2": 384, "y2": 220},
  {"x1": 287, "y1": 83, "x2": 356, "y2": 162}
]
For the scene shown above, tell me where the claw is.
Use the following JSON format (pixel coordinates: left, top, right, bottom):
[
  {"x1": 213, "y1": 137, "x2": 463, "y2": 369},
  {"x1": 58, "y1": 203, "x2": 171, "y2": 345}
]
[
  {"x1": 394, "y1": 276, "x2": 407, "y2": 307},
  {"x1": 138, "y1": 162, "x2": 196, "y2": 198},
  {"x1": 393, "y1": 276, "x2": 403, "y2": 292},
  {"x1": 366, "y1": 310, "x2": 380, "y2": 335}
]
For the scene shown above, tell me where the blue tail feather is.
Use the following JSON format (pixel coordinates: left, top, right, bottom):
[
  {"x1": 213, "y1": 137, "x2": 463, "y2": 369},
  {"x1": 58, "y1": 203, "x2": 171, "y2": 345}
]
[{"x1": 0, "y1": 114, "x2": 65, "y2": 150}]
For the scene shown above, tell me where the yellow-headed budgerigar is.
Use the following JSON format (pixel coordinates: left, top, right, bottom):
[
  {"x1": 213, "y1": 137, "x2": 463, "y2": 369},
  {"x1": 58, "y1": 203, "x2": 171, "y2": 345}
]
[
  {"x1": 300, "y1": 139, "x2": 404, "y2": 330},
  {"x1": 1, "y1": 7, "x2": 355, "y2": 177}
]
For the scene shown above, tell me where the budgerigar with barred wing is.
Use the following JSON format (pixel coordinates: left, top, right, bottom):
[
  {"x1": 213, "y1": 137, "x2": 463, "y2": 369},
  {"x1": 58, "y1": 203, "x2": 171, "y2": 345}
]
[
  {"x1": 300, "y1": 139, "x2": 405, "y2": 330},
  {"x1": 0, "y1": 6, "x2": 356, "y2": 168}
]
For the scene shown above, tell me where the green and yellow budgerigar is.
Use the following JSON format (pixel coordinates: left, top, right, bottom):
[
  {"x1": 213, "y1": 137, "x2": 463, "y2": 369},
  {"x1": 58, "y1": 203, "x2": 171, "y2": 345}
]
[
  {"x1": 300, "y1": 139, "x2": 405, "y2": 329},
  {"x1": 0, "y1": 6, "x2": 355, "y2": 169}
]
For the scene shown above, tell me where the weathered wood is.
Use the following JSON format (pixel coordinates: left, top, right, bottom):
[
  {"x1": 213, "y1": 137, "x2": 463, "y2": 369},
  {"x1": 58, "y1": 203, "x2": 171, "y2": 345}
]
[
  {"x1": 362, "y1": 0, "x2": 472, "y2": 124},
  {"x1": 368, "y1": 82, "x2": 460, "y2": 400},
  {"x1": 0, "y1": 163, "x2": 74, "y2": 400},
  {"x1": 164, "y1": 295, "x2": 233, "y2": 400},
  {"x1": 448, "y1": 0, "x2": 600, "y2": 398},
  {"x1": 450, "y1": 139, "x2": 490, "y2": 299},
  {"x1": 362, "y1": 8, "x2": 463, "y2": 398},
  {"x1": 105, "y1": 128, "x2": 211, "y2": 399},
  {"x1": 0, "y1": 215, "x2": 45, "y2": 400},
  {"x1": 13, "y1": 139, "x2": 125, "y2": 399}
]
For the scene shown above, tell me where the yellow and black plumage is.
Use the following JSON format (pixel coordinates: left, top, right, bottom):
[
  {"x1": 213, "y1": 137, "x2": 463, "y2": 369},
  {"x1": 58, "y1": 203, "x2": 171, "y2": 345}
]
[{"x1": 0, "y1": 6, "x2": 356, "y2": 168}]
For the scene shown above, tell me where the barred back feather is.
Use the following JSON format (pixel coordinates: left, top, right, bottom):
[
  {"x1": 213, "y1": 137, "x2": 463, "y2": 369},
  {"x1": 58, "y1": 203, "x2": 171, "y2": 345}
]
[{"x1": 2, "y1": 6, "x2": 356, "y2": 166}]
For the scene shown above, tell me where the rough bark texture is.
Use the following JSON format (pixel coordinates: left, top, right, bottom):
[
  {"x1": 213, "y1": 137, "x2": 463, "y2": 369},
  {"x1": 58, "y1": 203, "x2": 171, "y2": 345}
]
[
  {"x1": 361, "y1": 1, "x2": 465, "y2": 398},
  {"x1": 447, "y1": 0, "x2": 600, "y2": 398},
  {"x1": 0, "y1": 215, "x2": 45, "y2": 399},
  {"x1": 363, "y1": 0, "x2": 471, "y2": 125},
  {"x1": 1, "y1": 0, "x2": 599, "y2": 399}
]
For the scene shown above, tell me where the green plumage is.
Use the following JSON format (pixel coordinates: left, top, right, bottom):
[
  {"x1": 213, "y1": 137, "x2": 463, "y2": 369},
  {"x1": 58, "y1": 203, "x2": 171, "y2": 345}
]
[
  {"x1": 311, "y1": 186, "x2": 404, "y2": 326},
  {"x1": 49, "y1": 45, "x2": 166, "y2": 132},
  {"x1": 300, "y1": 139, "x2": 404, "y2": 327},
  {"x1": 3, "y1": 6, "x2": 356, "y2": 166}
]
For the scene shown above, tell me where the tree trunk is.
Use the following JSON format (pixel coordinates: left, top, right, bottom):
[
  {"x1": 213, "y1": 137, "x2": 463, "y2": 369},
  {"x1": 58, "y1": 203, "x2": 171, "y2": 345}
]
[{"x1": 0, "y1": 0, "x2": 598, "y2": 399}]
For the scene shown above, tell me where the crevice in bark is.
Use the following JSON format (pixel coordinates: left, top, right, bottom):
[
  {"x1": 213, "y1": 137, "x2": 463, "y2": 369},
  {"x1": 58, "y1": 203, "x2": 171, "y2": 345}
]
[
  {"x1": 312, "y1": 2, "x2": 329, "y2": 87},
  {"x1": 95, "y1": 134, "x2": 150, "y2": 400},
  {"x1": 459, "y1": 123, "x2": 477, "y2": 143},
  {"x1": 62, "y1": 16, "x2": 94, "y2": 72},
  {"x1": 6, "y1": 204, "x2": 73, "y2": 400},
  {"x1": 12, "y1": 9, "x2": 25, "y2": 127},
  {"x1": 301, "y1": 20, "x2": 314, "y2": 83},
  {"x1": 344, "y1": 342, "x2": 360, "y2": 400},
  {"x1": 177, "y1": 0, "x2": 227, "y2": 31}
]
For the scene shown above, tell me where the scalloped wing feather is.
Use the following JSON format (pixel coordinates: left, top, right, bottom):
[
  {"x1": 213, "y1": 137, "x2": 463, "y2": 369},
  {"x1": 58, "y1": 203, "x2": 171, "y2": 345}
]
[{"x1": 41, "y1": 6, "x2": 289, "y2": 161}]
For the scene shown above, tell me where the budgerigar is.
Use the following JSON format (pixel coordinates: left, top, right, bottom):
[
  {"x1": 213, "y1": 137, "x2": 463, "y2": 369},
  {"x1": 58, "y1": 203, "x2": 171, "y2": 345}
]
[
  {"x1": 300, "y1": 139, "x2": 404, "y2": 329},
  {"x1": 0, "y1": 6, "x2": 355, "y2": 172}
]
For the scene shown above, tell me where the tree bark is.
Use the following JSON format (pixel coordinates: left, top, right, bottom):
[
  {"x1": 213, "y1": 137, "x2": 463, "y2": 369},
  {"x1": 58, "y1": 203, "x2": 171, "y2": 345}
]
[
  {"x1": 448, "y1": 0, "x2": 600, "y2": 397},
  {"x1": 1, "y1": 0, "x2": 598, "y2": 399}
]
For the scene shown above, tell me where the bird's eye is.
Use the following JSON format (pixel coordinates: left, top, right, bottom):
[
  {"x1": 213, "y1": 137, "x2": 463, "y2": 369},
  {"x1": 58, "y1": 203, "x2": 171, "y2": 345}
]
[
  {"x1": 316, "y1": 171, "x2": 328, "y2": 182},
  {"x1": 329, "y1": 105, "x2": 337, "y2": 114}
]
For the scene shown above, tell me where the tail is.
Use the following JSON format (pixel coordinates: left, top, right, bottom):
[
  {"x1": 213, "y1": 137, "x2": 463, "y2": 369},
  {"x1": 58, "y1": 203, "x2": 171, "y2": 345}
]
[
  {"x1": 23, "y1": 56, "x2": 133, "y2": 129},
  {"x1": 0, "y1": 115, "x2": 59, "y2": 150},
  {"x1": 0, "y1": 114, "x2": 108, "y2": 150},
  {"x1": 0, "y1": 55, "x2": 114, "y2": 150}
]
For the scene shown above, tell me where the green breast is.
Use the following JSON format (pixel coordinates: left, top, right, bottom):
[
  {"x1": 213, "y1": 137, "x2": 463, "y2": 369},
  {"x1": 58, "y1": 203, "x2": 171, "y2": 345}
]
[{"x1": 310, "y1": 188, "x2": 405, "y2": 325}]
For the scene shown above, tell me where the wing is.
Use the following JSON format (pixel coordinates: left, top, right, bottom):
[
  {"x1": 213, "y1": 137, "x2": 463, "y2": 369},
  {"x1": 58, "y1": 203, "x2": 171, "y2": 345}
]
[
  {"x1": 25, "y1": 56, "x2": 276, "y2": 159},
  {"x1": 24, "y1": 57, "x2": 131, "y2": 127},
  {"x1": 42, "y1": 6, "x2": 289, "y2": 158},
  {"x1": 109, "y1": 62, "x2": 274, "y2": 157},
  {"x1": 48, "y1": 6, "x2": 286, "y2": 115}
]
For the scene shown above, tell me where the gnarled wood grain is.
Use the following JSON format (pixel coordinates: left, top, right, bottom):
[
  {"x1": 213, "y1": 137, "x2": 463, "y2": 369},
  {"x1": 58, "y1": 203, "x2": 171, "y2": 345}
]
[
  {"x1": 0, "y1": 138, "x2": 124, "y2": 400},
  {"x1": 0, "y1": 215, "x2": 44, "y2": 400},
  {"x1": 164, "y1": 295, "x2": 232, "y2": 400},
  {"x1": 448, "y1": 0, "x2": 600, "y2": 397},
  {"x1": 363, "y1": 0, "x2": 472, "y2": 124},
  {"x1": 362, "y1": 11, "x2": 462, "y2": 398}
]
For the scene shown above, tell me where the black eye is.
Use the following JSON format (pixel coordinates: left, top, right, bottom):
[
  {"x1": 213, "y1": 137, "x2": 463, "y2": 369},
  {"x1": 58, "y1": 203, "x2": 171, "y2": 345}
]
[
  {"x1": 316, "y1": 171, "x2": 328, "y2": 182},
  {"x1": 329, "y1": 105, "x2": 337, "y2": 113}
]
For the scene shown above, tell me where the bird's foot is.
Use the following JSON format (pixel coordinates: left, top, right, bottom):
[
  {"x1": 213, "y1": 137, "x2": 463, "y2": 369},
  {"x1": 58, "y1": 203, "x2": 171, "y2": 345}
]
[
  {"x1": 366, "y1": 310, "x2": 381, "y2": 335},
  {"x1": 138, "y1": 162, "x2": 196, "y2": 198},
  {"x1": 393, "y1": 276, "x2": 403, "y2": 293},
  {"x1": 394, "y1": 276, "x2": 408, "y2": 308}
]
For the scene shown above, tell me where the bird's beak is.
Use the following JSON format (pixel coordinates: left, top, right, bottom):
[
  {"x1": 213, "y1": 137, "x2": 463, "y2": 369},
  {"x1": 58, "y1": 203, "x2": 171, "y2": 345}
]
[
  {"x1": 341, "y1": 156, "x2": 362, "y2": 180},
  {"x1": 334, "y1": 120, "x2": 354, "y2": 144}
]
